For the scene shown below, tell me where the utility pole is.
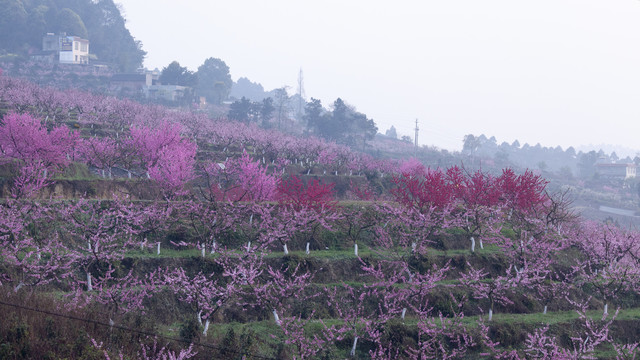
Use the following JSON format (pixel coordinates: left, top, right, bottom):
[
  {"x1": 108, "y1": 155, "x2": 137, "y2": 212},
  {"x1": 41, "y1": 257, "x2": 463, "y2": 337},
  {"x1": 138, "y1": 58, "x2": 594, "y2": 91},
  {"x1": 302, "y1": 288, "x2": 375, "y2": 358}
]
[{"x1": 414, "y1": 118, "x2": 419, "y2": 155}]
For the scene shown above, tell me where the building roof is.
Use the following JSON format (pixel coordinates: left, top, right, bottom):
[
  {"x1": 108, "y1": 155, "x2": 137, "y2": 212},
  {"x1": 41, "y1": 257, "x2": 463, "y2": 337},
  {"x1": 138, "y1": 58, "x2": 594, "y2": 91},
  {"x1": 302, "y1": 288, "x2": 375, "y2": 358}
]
[
  {"x1": 595, "y1": 163, "x2": 636, "y2": 168},
  {"x1": 71, "y1": 36, "x2": 89, "y2": 43},
  {"x1": 111, "y1": 73, "x2": 147, "y2": 82}
]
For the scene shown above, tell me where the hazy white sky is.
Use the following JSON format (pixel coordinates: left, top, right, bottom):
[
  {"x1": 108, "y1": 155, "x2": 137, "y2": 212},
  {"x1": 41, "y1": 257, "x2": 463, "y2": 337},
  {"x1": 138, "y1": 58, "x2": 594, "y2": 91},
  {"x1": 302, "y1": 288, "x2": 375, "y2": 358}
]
[{"x1": 116, "y1": 0, "x2": 640, "y2": 153}]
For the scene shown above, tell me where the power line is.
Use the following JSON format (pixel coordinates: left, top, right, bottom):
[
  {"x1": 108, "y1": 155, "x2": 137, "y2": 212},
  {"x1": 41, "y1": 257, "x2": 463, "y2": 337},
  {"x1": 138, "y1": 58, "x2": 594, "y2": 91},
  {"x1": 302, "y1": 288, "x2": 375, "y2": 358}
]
[{"x1": 0, "y1": 299, "x2": 277, "y2": 360}]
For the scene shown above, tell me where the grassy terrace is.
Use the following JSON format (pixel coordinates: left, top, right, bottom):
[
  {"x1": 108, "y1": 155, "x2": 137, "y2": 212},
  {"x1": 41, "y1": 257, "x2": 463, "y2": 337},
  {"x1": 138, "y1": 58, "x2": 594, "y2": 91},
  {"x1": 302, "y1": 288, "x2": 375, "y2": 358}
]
[
  {"x1": 122, "y1": 244, "x2": 501, "y2": 259},
  {"x1": 149, "y1": 307, "x2": 640, "y2": 358}
]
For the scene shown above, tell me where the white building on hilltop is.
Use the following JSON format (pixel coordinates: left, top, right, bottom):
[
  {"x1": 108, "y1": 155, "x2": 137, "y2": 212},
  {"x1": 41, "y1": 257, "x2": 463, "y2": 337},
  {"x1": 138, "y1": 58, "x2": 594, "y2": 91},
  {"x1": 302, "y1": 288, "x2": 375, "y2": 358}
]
[{"x1": 42, "y1": 33, "x2": 89, "y2": 65}]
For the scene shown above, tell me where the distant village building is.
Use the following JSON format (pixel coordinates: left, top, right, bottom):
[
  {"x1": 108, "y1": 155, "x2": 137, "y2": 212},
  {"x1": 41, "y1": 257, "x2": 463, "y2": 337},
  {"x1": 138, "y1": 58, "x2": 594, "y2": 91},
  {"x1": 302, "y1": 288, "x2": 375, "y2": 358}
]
[
  {"x1": 110, "y1": 73, "x2": 153, "y2": 95},
  {"x1": 39, "y1": 33, "x2": 90, "y2": 65},
  {"x1": 109, "y1": 70, "x2": 191, "y2": 102},
  {"x1": 594, "y1": 163, "x2": 636, "y2": 179},
  {"x1": 144, "y1": 84, "x2": 189, "y2": 102}
]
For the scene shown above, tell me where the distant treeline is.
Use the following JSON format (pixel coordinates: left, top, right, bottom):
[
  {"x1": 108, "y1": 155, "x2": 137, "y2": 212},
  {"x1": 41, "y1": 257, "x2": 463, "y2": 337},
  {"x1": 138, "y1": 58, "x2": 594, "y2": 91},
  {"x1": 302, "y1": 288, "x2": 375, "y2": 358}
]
[{"x1": 463, "y1": 134, "x2": 639, "y2": 178}]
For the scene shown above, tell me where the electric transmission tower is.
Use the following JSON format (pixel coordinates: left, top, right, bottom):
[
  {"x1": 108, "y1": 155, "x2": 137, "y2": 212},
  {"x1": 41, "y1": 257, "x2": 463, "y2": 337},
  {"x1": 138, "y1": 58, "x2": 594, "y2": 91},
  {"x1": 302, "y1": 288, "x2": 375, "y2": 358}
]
[{"x1": 297, "y1": 68, "x2": 306, "y2": 119}]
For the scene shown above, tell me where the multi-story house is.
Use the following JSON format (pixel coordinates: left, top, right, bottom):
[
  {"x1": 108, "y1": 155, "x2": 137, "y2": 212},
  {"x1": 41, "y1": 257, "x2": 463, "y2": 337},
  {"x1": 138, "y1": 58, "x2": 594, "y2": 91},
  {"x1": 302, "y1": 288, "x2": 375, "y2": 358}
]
[{"x1": 41, "y1": 33, "x2": 90, "y2": 65}]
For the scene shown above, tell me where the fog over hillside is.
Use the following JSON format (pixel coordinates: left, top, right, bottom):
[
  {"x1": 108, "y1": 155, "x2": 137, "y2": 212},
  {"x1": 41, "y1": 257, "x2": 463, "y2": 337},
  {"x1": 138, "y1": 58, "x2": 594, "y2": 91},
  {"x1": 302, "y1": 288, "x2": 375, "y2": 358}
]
[{"x1": 117, "y1": 0, "x2": 640, "y2": 152}]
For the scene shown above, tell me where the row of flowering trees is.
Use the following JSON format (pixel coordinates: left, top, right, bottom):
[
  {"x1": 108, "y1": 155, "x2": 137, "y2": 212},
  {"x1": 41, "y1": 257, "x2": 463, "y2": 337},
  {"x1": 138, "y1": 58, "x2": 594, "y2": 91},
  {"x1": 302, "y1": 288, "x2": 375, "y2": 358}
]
[
  {"x1": 0, "y1": 75, "x2": 394, "y2": 179},
  {"x1": 0, "y1": 111, "x2": 197, "y2": 199},
  {"x1": 2, "y1": 162, "x2": 640, "y2": 357}
]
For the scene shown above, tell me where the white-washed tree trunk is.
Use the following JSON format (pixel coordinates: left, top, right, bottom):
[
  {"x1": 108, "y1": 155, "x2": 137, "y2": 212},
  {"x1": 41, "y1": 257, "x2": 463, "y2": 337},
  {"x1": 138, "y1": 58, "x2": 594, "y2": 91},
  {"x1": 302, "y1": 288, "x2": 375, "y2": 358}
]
[
  {"x1": 305, "y1": 242, "x2": 310, "y2": 255},
  {"x1": 197, "y1": 310, "x2": 203, "y2": 326},
  {"x1": 543, "y1": 305, "x2": 548, "y2": 315},
  {"x1": 350, "y1": 336, "x2": 359, "y2": 357},
  {"x1": 470, "y1": 237, "x2": 475, "y2": 253},
  {"x1": 272, "y1": 309, "x2": 281, "y2": 326},
  {"x1": 604, "y1": 303, "x2": 608, "y2": 316},
  {"x1": 246, "y1": 241, "x2": 251, "y2": 252},
  {"x1": 488, "y1": 308, "x2": 493, "y2": 321},
  {"x1": 87, "y1": 273, "x2": 93, "y2": 291},
  {"x1": 202, "y1": 319, "x2": 210, "y2": 336},
  {"x1": 479, "y1": 237, "x2": 483, "y2": 249},
  {"x1": 157, "y1": 242, "x2": 161, "y2": 255},
  {"x1": 401, "y1": 308, "x2": 407, "y2": 320},
  {"x1": 283, "y1": 244, "x2": 289, "y2": 255},
  {"x1": 406, "y1": 268, "x2": 414, "y2": 283},
  {"x1": 354, "y1": 243, "x2": 358, "y2": 256}
]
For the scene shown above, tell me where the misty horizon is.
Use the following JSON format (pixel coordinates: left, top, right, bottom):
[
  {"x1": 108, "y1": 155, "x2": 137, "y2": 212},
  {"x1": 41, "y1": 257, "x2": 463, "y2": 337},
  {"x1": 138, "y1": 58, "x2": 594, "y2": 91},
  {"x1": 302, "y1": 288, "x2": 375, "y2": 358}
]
[{"x1": 115, "y1": 0, "x2": 640, "y2": 155}]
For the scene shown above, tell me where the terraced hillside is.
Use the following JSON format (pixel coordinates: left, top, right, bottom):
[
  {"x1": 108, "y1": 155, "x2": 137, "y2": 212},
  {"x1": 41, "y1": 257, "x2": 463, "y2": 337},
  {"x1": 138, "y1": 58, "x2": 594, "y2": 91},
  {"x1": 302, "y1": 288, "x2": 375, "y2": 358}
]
[{"x1": 1, "y1": 75, "x2": 640, "y2": 359}]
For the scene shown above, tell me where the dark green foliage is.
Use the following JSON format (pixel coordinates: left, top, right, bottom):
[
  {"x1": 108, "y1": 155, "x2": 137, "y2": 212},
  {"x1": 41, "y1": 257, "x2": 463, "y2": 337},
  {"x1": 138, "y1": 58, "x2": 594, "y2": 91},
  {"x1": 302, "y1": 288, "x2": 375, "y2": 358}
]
[
  {"x1": 260, "y1": 97, "x2": 275, "y2": 124},
  {"x1": 385, "y1": 125, "x2": 397, "y2": 139},
  {"x1": 487, "y1": 322, "x2": 529, "y2": 348},
  {"x1": 230, "y1": 77, "x2": 268, "y2": 102},
  {"x1": 0, "y1": 295, "x2": 107, "y2": 359},
  {"x1": 306, "y1": 98, "x2": 377, "y2": 148},
  {"x1": 196, "y1": 57, "x2": 233, "y2": 104},
  {"x1": 56, "y1": 8, "x2": 88, "y2": 38},
  {"x1": 430, "y1": 287, "x2": 468, "y2": 317},
  {"x1": 218, "y1": 327, "x2": 238, "y2": 358},
  {"x1": 0, "y1": 314, "x2": 31, "y2": 359},
  {"x1": 239, "y1": 329, "x2": 256, "y2": 352},
  {"x1": 0, "y1": 0, "x2": 28, "y2": 51},
  {"x1": 0, "y1": 0, "x2": 145, "y2": 71},
  {"x1": 178, "y1": 317, "x2": 200, "y2": 343},
  {"x1": 578, "y1": 150, "x2": 598, "y2": 178},
  {"x1": 228, "y1": 97, "x2": 254, "y2": 123},
  {"x1": 159, "y1": 61, "x2": 197, "y2": 87},
  {"x1": 303, "y1": 97, "x2": 324, "y2": 133},
  {"x1": 406, "y1": 252, "x2": 436, "y2": 274}
]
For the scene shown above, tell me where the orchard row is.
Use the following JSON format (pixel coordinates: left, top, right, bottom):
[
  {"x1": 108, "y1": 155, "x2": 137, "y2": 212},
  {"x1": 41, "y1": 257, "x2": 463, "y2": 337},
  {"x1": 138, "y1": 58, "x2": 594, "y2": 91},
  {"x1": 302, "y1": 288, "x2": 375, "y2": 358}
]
[{"x1": 2, "y1": 168, "x2": 640, "y2": 358}]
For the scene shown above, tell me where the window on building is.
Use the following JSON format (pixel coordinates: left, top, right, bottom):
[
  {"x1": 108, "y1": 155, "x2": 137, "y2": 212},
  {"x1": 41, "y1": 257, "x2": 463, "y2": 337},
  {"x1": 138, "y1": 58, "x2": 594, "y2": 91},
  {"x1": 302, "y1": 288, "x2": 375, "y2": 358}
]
[
  {"x1": 81, "y1": 43, "x2": 87, "y2": 52},
  {"x1": 75, "y1": 42, "x2": 79, "y2": 50}
]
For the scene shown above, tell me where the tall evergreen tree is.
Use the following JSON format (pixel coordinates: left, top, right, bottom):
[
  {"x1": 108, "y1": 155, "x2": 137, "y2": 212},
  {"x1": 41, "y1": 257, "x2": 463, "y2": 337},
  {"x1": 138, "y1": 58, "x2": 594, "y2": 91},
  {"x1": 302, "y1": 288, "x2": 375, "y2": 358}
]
[{"x1": 196, "y1": 57, "x2": 232, "y2": 104}]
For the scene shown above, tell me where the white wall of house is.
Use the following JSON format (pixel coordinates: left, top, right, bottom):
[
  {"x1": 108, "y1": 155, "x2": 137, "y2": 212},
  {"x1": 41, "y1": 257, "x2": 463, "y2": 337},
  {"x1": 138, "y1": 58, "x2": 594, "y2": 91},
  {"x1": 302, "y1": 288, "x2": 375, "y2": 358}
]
[{"x1": 59, "y1": 51, "x2": 75, "y2": 64}]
